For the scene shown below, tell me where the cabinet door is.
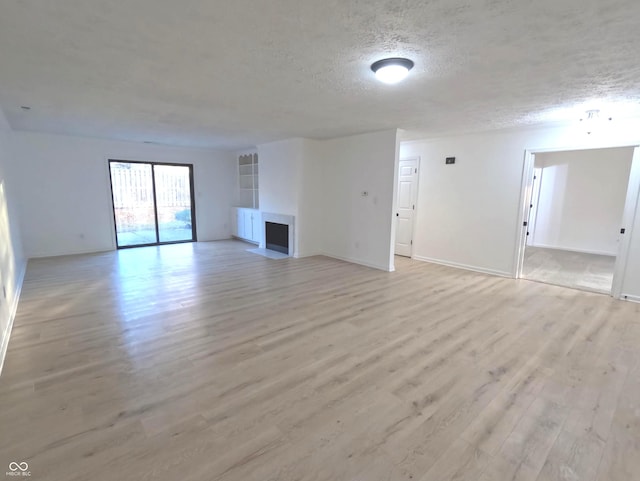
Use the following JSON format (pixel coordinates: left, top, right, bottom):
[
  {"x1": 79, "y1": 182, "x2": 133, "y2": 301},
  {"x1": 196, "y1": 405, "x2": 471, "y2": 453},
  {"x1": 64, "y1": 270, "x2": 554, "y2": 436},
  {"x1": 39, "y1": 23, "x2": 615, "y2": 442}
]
[
  {"x1": 243, "y1": 210, "x2": 252, "y2": 240},
  {"x1": 251, "y1": 212, "x2": 262, "y2": 243},
  {"x1": 236, "y1": 209, "x2": 245, "y2": 238}
]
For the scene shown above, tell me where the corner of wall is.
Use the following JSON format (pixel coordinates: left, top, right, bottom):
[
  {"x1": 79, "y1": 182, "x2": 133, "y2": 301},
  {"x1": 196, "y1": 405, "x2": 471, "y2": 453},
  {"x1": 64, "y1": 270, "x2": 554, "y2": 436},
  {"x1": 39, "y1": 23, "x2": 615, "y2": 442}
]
[
  {"x1": 0, "y1": 104, "x2": 27, "y2": 375},
  {"x1": 0, "y1": 259, "x2": 26, "y2": 374}
]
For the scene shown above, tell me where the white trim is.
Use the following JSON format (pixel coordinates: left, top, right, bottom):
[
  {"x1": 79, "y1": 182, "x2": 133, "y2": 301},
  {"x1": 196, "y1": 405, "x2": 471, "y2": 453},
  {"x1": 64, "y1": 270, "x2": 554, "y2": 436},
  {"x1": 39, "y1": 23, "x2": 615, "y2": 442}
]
[
  {"x1": 518, "y1": 142, "x2": 640, "y2": 155},
  {"x1": 621, "y1": 294, "x2": 640, "y2": 303},
  {"x1": 612, "y1": 146, "x2": 640, "y2": 299},
  {"x1": 0, "y1": 259, "x2": 27, "y2": 376},
  {"x1": 412, "y1": 255, "x2": 512, "y2": 278},
  {"x1": 321, "y1": 252, "x2": 393, "y2": 272},
  {"x1": 528, "y1": 244, "x2": 618, "y2": 257},
  {"x1": 514, "y1": 150, "x2": 536, "y2": 278},
  {"x1": 28, "y1": 247, "x2": 113, "y2": 259},
  {"x1": 261, "y1": 212, "x2": 295, "y2": 257},
  {"x1": 103, "y1": 156, "x2": 118, "y2": 250},
  {"x1": 527, "y1": 167, "x2": 543, "y2": 245},
  {"x1": 294, "y1": 251, "x2": 322, "y2": 259}
]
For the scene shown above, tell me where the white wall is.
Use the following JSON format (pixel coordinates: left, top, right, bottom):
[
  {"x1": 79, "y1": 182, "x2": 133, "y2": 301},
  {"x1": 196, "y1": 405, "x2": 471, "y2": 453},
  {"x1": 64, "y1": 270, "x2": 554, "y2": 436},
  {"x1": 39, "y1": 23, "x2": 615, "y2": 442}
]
[
  {"x1": 0, "y1": 109, "x2": 26, "y2": 370},
  {"x1": 295, "y1": 139, "x2": 324, "y2": 258},
  {"x1": 400, "y1": 119, "x2": 640, "y2": 283},
  {"x1": 257, "y1": 139, "x2": 304, "y2": 255},
  {"x1": 319, "y1": 130, "x2": 400, "y2": 271},
  {"x1": 531, "y1": 147, "x2": 633, "y2": 255},
  {"x1": 11, "y1": 131, "x2": 236, "y2": 258},
  {"x1": 257, "y1": 130, "x2": 399, "y2": 270}
]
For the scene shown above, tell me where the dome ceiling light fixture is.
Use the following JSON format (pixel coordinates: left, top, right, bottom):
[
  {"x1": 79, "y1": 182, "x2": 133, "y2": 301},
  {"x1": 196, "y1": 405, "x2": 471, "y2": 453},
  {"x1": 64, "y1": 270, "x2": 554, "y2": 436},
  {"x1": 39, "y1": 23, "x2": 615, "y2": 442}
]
[{"x1": 371, "y1": 57, "x2": 414, "y2": 84}]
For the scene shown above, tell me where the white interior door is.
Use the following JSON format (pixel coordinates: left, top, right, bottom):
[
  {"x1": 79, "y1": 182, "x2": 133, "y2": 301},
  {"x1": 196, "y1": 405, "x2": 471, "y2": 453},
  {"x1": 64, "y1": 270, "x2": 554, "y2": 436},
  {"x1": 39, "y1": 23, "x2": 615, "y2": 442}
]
[{"x1": 395, "y1": 158, "x2": 419, "y2": 257}]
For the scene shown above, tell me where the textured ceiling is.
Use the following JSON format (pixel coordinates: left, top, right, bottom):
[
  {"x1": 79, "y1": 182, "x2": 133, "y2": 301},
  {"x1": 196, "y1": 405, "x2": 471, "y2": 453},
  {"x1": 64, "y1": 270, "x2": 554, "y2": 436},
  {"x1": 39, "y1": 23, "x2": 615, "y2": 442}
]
[{"x1": 0, "y1": 0, "x2": 639, "y2": 149}]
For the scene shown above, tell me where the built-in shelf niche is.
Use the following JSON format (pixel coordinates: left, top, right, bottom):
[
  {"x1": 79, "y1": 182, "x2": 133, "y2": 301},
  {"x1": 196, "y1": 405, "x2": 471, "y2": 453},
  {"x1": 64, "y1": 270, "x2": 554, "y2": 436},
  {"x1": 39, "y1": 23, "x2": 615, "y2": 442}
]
[{"x1": 238, "y1": 153, "x2": 259, "y2": 208}]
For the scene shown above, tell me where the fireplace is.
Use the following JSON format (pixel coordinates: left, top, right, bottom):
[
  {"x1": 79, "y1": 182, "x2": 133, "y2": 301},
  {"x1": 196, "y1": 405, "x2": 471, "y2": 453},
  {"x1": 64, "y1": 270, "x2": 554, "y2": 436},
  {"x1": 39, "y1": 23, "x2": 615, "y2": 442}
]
[
  {"x1": 265, "y1": 222, "x2": 289, "y2": 254},
  {"x1": 261, "y1": 212, "x2": 295, "y2": 256}
]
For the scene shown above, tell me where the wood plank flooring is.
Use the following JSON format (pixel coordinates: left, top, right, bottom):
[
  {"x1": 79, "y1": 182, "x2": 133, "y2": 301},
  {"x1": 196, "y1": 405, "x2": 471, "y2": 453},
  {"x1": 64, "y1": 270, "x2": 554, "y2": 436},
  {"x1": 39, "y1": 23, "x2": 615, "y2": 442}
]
[{"x1": 1, "y1": 240, "x2": 639, "y2": 481}]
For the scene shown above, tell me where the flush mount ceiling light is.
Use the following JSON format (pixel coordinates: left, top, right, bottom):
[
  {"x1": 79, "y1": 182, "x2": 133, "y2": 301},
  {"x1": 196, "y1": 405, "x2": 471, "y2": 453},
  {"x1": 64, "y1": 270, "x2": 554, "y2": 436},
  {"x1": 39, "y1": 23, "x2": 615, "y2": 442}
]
[
  {"x1": 371, "y1": 58, "x2": 414, "y2": 84},
  {"x1": 580, "y1": 109, "x2": 612, "y2": 134}
]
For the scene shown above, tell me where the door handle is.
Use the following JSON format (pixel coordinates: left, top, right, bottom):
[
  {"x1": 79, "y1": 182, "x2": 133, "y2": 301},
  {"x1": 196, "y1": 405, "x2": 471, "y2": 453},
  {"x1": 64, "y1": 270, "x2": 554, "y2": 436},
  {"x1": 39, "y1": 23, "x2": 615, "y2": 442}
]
[{"x1": 396, "y1": 213, "x2": 399, "y2": 217}]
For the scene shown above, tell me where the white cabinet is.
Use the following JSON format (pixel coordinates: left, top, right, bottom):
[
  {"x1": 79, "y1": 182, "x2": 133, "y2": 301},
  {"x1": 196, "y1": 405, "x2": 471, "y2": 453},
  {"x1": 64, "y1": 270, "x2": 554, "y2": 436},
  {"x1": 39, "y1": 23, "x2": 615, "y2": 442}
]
[
  {"x1": 232, "y1": 208, "x2": 261, "y2": 244},
  {"x1": 251, "y1": 213, "x2": 262, "y2": 243},
  {"x1": 236, "y1": 209, "x2": 245, "y2": 239}
]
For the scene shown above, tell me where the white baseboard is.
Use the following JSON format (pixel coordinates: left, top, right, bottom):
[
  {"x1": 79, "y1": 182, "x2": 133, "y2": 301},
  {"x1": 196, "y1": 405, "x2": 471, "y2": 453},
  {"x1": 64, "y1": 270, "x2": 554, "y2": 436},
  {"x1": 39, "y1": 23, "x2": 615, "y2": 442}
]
[
  {"x1": 621, "y1": 294, "x2": 640, "y2": 303},
  {"x1": 29, "y1": 247, "x2": 114, "y2": 259},
  {"x1": 412, "y1": 255, "x2": 512, "y2": 278},
  {"x1": 294, "y1": 251, "x2": 322, "y2": 259},
  {"x1": 0, "y1": 259, "x2": 27, "y2": 375},
  {"x1": 321, "y1": 252, "x2": 393, "y2": 272},
  {"x1": 530, "y1": 243, "x2": 617, "y2": 257}
]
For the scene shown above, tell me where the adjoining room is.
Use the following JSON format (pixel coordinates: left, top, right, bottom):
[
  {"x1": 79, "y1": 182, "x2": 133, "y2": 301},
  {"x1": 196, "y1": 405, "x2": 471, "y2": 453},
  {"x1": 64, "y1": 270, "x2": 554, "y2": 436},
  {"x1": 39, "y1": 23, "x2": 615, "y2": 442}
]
[{"x1": 521, "y1": 146, "x2": 637, "y2": 294}]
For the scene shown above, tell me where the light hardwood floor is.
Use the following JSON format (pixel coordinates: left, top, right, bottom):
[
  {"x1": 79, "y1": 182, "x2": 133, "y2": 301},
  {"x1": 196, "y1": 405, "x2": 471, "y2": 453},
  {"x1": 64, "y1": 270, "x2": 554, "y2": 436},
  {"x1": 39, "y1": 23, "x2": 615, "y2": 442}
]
[{"x1": 1, "y1": 240, "x2": 639, "y2": 481}]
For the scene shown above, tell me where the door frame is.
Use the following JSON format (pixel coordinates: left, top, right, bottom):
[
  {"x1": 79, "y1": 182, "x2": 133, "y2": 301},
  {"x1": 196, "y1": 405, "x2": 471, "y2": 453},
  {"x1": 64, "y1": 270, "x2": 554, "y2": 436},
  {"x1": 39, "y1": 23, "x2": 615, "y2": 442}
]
[
  {"x1": 526, "y1": 167, "x2": 543, "y2": 246},
  {"x1": 612, "y1": 147, "x2": 640, "y2": 298},
  {"x1": 108, "y1": 159, "x2": 197, "y2": 249},
  {"x1": 394, "y1": 156, "x2": 420, "y2": 258},
  {"x1": 514, "y1": 144, "x2": 640, "y2": 299}
]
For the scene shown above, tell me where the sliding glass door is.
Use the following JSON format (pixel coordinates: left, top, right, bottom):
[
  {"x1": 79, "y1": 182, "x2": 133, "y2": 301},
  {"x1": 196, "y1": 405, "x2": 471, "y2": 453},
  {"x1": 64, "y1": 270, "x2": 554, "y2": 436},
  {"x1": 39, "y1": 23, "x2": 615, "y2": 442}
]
[{"x1": 109, "y1": 160, "x2": 196, "y2": 248}]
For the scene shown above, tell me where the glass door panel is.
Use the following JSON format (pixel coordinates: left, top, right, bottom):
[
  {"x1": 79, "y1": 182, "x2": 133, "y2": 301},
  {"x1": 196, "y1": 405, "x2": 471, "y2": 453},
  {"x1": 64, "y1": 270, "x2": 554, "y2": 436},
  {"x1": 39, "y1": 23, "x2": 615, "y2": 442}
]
[
  {"x1": 109, "y1": 162, "x2": 157, "y2": 247},
  {"x1": 154, "y1": 164, "x2": 195, "y2": 243},
  {"x1": 109, "y1": 160, "x2": 196, "y2": 248}
]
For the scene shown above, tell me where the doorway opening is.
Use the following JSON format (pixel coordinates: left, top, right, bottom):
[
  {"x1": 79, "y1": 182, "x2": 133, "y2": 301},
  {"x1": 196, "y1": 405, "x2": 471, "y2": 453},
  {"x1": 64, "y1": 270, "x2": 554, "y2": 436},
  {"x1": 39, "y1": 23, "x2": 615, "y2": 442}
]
[
  {"x1": 394, "y1": 157, "x2": 419, "y2": 258},
  {"x1": 109, "y1": 160, "x2": 197, "y2": 248},
  {"x1": 516, "y1": 146, "x2": 640, "y2": 295}
]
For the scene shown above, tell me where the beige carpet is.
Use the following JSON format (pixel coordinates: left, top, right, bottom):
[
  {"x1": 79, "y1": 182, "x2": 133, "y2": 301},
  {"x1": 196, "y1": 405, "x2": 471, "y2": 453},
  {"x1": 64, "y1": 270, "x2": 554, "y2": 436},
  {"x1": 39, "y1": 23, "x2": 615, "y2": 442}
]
[{"x1": 523, "y1": 246, "x2": 616, "y2": 294}]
